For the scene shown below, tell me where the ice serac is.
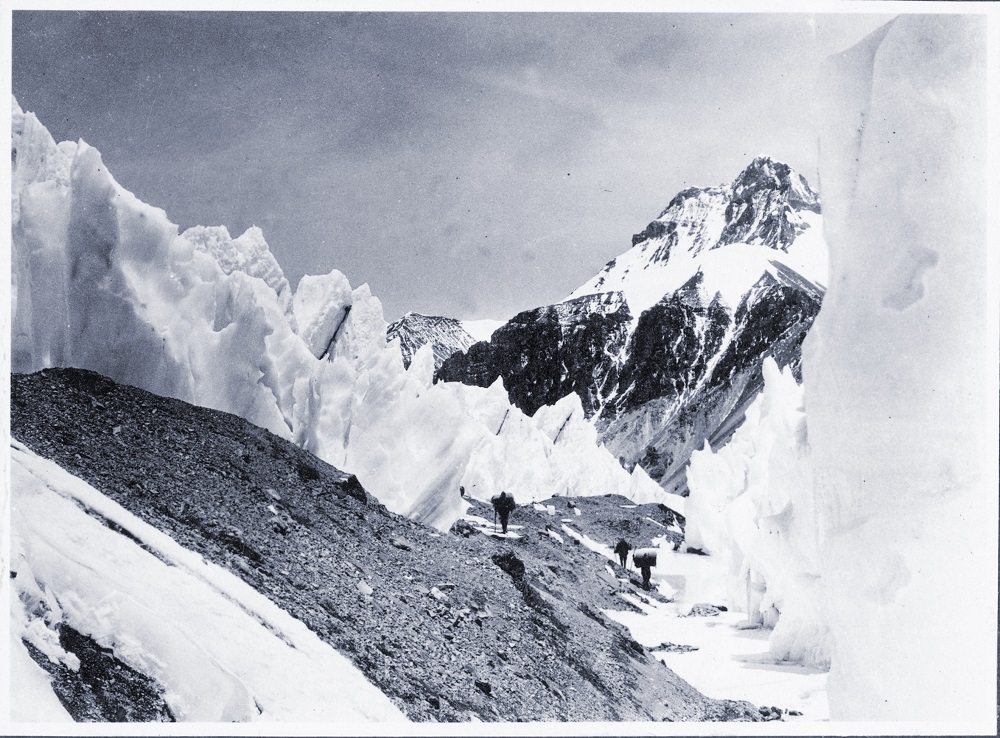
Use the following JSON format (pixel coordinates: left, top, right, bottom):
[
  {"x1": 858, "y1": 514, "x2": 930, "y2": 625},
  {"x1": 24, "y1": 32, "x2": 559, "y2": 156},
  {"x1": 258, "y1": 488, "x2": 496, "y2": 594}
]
[
  {"x1": 182, "y1": 224, "x2": 295, "y2": 321},
  {"x1": 438, "y1": 157, "x2": 826, "y2": 493},
  {"x1": 9, "y1": 96, "x2": 665, "y2": 532},
  {"x1": 684, "y1": 15, "x2": 996, "y2": 724},
  {"x1": 386, "y1": 312, "x2": 478, "y2": 369},
  {"x1": 684, "y1": 359, "x2": 825, "y2": 666},
  {"x1": 808, "y1": 15, "x2": 995, "y2": 722}
]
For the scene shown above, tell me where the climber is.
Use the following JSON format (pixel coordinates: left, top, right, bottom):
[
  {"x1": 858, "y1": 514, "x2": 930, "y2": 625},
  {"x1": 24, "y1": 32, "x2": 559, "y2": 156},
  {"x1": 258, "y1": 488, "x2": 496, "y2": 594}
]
[
  {"x1": 459, "y1": 485, "x2": 466, "y2": 498},
  {"x1": 633, "y1": 548, "x2": 657, "y2": 591},
  {"x1": 640, "y1": 562, "x2": 652, "y2": 590},
  {"x1": 491, "y1": 491, "x2": 516, "y2": 534},
  {"x1": 613, "y1": 538, "x2": 631, "y2": 569}
]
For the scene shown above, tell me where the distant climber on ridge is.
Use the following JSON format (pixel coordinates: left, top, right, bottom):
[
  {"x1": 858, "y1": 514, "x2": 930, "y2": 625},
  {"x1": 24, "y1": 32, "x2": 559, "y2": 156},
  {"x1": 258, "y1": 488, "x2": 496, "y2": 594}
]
[
  {"x1": 491, "y1": 491, "x2": 516, "y2": 534},
  {"x1": 614, "y1": 538, "x2": 631, "y2": 569}
]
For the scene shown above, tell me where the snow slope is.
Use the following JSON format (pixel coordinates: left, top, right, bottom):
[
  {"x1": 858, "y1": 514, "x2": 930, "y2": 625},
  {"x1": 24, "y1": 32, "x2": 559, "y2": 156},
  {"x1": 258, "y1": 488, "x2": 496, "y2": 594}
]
[
  {"x1": 10, "y1": 98, "x2": 668, "y2": 532},
  {"x1": 9, "y1": 441, "x2": 407, "y2": 724},
  {"x1": 683, "y1": 15, "x2": 997, "y2": 726},
  {"x1": 460, "y1": 318, "x2": 504, "y2": 343}
]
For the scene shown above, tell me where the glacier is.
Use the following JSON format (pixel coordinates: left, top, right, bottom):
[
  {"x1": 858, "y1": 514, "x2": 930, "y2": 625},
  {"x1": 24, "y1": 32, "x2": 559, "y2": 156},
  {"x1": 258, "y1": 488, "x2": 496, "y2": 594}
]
[
  {"x1": 683, "y1": 15, "x2": 996, "y2": 724},
  {"x1": 10, "y1": 97, "x2": 668, "y2": 532}
]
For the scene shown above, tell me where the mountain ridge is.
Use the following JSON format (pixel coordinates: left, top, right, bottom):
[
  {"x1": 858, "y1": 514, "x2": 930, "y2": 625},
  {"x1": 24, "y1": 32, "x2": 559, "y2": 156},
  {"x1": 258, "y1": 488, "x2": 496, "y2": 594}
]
[{"x1": 436, "y1": 157, "x2": 826, "y2": 493}]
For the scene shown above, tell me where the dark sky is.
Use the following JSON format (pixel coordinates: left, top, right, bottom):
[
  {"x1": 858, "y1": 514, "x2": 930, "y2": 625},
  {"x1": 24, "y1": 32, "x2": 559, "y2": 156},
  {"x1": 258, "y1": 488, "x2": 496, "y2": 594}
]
[{"x1": 12, "y1": 11, "x2": 890, "y2": 322}]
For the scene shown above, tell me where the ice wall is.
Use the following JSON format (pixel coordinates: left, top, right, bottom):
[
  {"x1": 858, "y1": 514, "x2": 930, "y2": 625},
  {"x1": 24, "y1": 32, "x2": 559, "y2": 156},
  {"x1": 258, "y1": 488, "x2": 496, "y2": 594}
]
[
  {"x1": 9, "y1": 99, "x2": 668, "y2": 532},
  {"x1": 684, "y1": 15, "x2": 996, "y2": 723},
  {"x1": 808, "y1": 14, "x2": 995, "y2": 722}
]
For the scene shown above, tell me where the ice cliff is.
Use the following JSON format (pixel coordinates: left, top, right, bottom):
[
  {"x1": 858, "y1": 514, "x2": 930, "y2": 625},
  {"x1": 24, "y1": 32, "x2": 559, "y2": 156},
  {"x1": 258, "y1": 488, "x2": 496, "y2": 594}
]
[
  {"x1": 683, "y1": 15, "x2": 996, "y2": 723},
  {"x1": 10, "y1": 99, "x2": 667, "y2": 531}
]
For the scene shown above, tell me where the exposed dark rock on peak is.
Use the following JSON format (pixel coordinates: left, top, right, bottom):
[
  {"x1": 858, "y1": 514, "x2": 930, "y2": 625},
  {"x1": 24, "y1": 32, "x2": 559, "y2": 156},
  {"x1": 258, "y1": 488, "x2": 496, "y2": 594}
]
[
  {"x1": 437, "y1": 292, "x2": 633, "y2": 417},
  {"x1": 732, "y1": 156, "x2": 821, "y2": 212},
  {"x1": 719, "y1": 156, "x2": 821, "y2": 250},
  {"x1": 632, "y1": 218, "x2": 674, "y2": 247},
  {"x1": 626, "y1": 156, "x2": 821, "y2": 260}
]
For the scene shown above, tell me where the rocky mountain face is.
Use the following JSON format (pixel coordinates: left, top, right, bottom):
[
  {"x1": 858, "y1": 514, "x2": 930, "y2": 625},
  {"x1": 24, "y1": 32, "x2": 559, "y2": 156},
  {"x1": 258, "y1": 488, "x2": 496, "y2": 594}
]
[
  {"x1": 437, "y1": 292, "x2": 632, "y2": 417},
  {"x1": 438, "y1": 157, "x2": 825, "y2": 494},
  {"x1": 387, "y1": 312, "x2": 478, "y2": 369},
  {"x1": 11, "y1": 368, "x2": 760, "y2": 723}
]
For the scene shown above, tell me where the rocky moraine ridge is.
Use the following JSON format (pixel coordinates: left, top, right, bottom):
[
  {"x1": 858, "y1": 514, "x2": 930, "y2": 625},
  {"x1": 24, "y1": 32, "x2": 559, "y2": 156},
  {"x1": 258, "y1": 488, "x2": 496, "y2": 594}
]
[
  {"x1": 11, "y1": 368, "x2": 761, "y2": 723},
  {"x1": 436, "y1": 157, "x2": 825, "y2": 494}
]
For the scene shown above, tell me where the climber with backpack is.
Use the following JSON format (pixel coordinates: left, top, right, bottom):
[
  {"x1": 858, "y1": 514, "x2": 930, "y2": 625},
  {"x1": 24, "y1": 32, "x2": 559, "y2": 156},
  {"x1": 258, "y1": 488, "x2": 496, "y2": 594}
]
[
  {"x1": 491, "y1": 491, "x2": 516, "y2": 534},
  {"x1": 633, "y1": 548, "x2": 658, "y2": 590}
]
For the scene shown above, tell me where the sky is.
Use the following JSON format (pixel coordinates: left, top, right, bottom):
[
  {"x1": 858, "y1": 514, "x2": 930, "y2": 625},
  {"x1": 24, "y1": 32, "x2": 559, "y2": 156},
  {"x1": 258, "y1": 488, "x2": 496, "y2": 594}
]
[{"x1": 12, "y1": 10, "x2": 891, "y2": 322}]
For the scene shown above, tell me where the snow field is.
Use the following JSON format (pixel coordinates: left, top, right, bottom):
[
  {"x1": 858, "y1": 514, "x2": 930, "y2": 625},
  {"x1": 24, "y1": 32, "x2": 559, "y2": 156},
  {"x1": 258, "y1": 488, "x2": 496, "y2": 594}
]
[
  {"x1": 9, "y1": 442, "x2": 407, "y2": 724},
  {"x1": 460, "y1": 318, "x2": 505, "y2": 342},
  {"x1": 606, "y1": 547, "x2": 829, "y2": 722},
  {"x1": 558, "y1": 512, "x2": 830, "y2": 720}
]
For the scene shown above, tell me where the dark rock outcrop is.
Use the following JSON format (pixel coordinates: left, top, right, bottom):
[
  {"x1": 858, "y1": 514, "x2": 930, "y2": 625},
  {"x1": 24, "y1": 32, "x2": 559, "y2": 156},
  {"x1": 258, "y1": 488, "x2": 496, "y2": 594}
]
[
  {"x1": 23, "y1": 625, "x2": 175, "y2": 723},
  {"x1": 437, "y1": 292, "x2": 632, "y2": 417}
]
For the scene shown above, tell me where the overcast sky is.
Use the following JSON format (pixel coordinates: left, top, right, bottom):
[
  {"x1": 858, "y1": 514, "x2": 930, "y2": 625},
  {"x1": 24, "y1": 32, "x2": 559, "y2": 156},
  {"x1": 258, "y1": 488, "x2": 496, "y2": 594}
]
[{"x1": 12, "y1": 11, "x2": 891, "y2": 322}]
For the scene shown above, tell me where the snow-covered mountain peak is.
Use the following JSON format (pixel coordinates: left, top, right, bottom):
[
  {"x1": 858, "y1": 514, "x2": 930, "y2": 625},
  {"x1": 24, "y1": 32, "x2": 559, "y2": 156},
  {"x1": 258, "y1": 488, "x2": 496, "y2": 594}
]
[
  {"x1": 568, "y1": 158, "x2": 824, "y2": 319},
  {"x1": 440, "y1": 156, "x2": 827, "y2": 494},
  {"x1": 729, "y1": 155, "x2": 818, "y2": 206},
  {"x1": 718, "y1": 156, "x2": 820, "y2": 250}
]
